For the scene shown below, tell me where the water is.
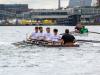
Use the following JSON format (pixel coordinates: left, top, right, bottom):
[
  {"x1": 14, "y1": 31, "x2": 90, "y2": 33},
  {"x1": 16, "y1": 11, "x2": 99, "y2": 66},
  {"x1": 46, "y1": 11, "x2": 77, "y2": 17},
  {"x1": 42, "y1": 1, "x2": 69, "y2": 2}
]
[{"x1": 0, "y1": 26, "x2": 100, "y2": 75}]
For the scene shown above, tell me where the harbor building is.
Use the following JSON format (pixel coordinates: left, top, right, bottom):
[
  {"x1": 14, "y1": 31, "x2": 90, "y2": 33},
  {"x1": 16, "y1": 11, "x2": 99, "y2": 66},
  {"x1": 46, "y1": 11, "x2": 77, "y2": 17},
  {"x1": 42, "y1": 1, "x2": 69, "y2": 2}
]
[
  {"x1": 20, "y1": 6, "x2": 100, "y2": 25},
  {"x1": 0, "y1": 4, "x2": 29, "y2": 25},
  {"x1": 0, "y1": 4, "x2": 28, "y2": 14},
  {"x1": 0, "y1": 4, "x2": 28, "y2": 20},
  {"x1": 20, "y1": 9, "x2": 80, "y2": 26},
  {"x1": 68, "y1": 0, "x2": 92, "y2": 7},
  {"x1": 73, "y1": 6, "x2": 100, "y2": 25}
]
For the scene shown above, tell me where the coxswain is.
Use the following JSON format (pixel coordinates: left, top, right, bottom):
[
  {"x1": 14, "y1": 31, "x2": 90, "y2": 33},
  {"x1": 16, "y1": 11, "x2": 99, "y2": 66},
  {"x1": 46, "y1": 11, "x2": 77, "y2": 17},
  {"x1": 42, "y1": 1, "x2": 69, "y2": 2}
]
[
  {"x1": 61, "y1": 29, "x2": 76, "y2": 45},
  {"x1": 75, "y1": 23, "x2": 83, "y2": 33},
  {"x1": 79, "y1": 26, "x2": 88, "y2": 34}
]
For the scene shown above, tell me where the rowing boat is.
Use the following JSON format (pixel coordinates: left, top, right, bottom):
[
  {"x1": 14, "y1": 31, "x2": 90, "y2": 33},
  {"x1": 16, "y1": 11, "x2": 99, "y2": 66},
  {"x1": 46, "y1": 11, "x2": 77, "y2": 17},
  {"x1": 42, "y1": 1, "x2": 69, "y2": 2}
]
[
  {"x1": 12, "y1": 40, "x2": 79, "y2": 47},
  {"x1": 43, "y1": 44, "x2": 79, "y2": 47}
]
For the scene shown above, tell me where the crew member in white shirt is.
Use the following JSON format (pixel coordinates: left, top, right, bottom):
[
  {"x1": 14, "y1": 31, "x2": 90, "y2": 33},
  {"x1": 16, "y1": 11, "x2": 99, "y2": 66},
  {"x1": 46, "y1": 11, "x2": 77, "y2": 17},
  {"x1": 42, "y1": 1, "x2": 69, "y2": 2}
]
[
  {"x1": 28, "y1": 26, "x2": 39, "y2": 40},
  {"x1": 49, "y1": 29, "x2": 61, "y2": 45},
  {"x1": 37, "y1": 27, "x2": 45, "y2": 40},
  {"x1": 44, "y1": 27, "x2": 52, "y2": 41}
]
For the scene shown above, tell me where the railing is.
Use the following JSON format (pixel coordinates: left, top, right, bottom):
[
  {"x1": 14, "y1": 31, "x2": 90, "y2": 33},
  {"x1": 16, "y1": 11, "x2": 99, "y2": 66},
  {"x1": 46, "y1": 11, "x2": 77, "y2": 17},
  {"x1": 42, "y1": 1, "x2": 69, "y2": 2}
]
[
  {"x1": 0, "y1": 10, "x2": 16, "y2": 16},
  {"x1": 32, "y1": 15, "x2": 68, "y2": 18}
]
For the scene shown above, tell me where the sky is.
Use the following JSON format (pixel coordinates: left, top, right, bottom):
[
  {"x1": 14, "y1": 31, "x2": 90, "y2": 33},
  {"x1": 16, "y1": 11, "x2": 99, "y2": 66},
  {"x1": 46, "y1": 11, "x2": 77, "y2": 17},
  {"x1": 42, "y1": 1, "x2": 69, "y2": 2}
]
[
  {"x1": 0, "y1": 0, "x2": 96, "y2": 9},
  {"x1": 91, "y1": 0, "x2": 97, "y2": 6},
  {"x1": 0, "y1": 0, "x2": 69, "y2": 9}
]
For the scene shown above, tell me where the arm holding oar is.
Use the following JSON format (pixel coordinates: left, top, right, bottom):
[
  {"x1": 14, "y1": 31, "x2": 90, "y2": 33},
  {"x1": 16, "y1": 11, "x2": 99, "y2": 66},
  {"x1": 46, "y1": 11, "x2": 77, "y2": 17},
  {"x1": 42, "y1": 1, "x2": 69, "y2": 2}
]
[{"x1": 27, "y1": 26, "x2": 39, "y2": 41}]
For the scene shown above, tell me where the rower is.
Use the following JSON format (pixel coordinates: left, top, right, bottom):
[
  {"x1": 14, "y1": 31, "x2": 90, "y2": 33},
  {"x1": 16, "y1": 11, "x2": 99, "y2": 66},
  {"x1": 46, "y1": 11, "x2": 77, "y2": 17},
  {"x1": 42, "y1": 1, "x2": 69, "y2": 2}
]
[
  {"x1": 79, "y1": 26, "x2": 88, "y2": 34},
  {"x1": 28, "y1": 26, "x2": 39, "y2": 41},
  {"x1": 37, "y1": 27, "x2": 45, "y2": 41},
  {"x1": 61, "y1": 29, "x2": 76, "y2": 45},
  {"x1": 75, "y1": 23, "x2": 83, "y2": 33},
  {"x1": 49, "y1": 29, "x2": 61, "y2": 45},
  {"x1": 44, "y1": 27, "x2": 52, "y2": 41}
]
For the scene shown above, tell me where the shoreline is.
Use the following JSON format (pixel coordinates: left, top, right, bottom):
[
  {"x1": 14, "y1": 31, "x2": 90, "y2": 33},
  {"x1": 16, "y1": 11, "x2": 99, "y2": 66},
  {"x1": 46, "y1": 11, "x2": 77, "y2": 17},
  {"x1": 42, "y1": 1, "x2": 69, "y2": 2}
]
[{"x1": 0, "y1": 24, "x2": 100, "y2": 26}]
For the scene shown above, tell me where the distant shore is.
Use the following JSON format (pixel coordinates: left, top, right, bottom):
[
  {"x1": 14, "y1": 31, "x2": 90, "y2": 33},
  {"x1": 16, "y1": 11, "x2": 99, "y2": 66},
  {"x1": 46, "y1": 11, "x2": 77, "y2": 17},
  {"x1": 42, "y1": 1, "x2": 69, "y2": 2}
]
[
  {"x1": 0, "y1": 24, "x2": 100, "y2": 26},
  {"x1": 0, "y1": 24, "x2": 72, "y2": 26}
]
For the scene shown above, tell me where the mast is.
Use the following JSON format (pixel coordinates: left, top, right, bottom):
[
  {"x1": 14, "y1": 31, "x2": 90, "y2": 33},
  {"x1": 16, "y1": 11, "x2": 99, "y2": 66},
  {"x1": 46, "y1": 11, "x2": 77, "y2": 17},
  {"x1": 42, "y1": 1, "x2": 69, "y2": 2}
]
[{"x1": 58, "y1": 0, "x2": 61, "y2": 9}]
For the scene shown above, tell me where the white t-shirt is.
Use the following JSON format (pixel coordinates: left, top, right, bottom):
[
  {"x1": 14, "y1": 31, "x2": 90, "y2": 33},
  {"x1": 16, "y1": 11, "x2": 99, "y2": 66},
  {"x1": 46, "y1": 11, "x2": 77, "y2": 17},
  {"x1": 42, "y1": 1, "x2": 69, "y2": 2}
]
[
  {"x1": 37, "y1": 32, "x2": 45, "y2": 40},
  {"x1": 31, "y1": 32, "x2": 39, "y2": 39},
  {"x1": 44, "y1": 32, "x2": 52, "y2": 41},
  {"x1": 50, "y1": 34, "x2": 61, "y2": 42}
]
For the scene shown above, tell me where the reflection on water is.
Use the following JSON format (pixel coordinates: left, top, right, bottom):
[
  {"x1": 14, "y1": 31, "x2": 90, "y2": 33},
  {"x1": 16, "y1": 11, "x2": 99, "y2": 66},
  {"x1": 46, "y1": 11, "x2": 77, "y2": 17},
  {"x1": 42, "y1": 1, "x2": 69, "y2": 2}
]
[{"x1": 0, "y1": 26, "x2": 100, "y2": 75}]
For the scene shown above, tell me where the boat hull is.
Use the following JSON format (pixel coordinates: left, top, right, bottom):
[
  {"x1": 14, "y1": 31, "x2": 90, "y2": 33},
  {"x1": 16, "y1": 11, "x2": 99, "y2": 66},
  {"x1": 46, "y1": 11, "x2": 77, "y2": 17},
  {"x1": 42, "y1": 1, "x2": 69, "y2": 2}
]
[{"x1": 12, "y1": 40, "x2": 79, "y2": 47}]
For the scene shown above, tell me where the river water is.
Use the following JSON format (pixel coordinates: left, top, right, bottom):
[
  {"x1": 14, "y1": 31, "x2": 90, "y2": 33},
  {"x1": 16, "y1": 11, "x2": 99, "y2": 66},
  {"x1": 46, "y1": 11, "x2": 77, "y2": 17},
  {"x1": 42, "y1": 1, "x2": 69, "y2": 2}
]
[{"x1": 0, "y1": 26, "x2": 100, "y2": 75}]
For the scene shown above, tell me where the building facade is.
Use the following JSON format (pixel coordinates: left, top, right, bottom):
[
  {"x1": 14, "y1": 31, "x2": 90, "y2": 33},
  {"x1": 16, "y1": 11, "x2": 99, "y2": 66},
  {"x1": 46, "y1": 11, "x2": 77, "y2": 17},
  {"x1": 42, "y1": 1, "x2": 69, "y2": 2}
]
[
  {"x1": 0, "y1": 4, "x2": 28, "y2": 20},
  {"x1": 21, "y1": 9, "x2": 80, "y2": 26},
  {"x1": 68, "y1": 0, "x2": 92, "y2": 7},
  {"x1": 73, "y1": 6, "x2": 100, "y2": 24},
  {"x1": 97, "y1": 0, "x2": 100, "y2": 6},
  {"x1": 0, "y1": 4, "x2": 28, "y2": 14}
]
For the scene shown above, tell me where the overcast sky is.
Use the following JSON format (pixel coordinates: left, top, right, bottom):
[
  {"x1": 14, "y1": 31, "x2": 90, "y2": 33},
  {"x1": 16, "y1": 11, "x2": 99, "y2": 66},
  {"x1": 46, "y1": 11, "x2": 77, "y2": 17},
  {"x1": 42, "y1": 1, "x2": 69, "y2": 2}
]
[
  {"x1": 0, "y1": 0, "x2": 96, "y2": 9},
  {"x1": 0, "y1": 0, "x2": 69, "y2": 9}
]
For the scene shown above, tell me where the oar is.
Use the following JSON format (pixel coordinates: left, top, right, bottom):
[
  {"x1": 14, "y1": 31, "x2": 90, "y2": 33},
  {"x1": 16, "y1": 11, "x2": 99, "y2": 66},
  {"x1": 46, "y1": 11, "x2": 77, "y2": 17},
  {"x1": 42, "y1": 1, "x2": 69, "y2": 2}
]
[
  {"x1": 70, "y1": 30, "x2": 100, "y2": 34},
  {"x1": 77, "y1": 39, "x2": 100, "y2": 43},
  {"x1": 89, "y1": 31, "x2": 100, "y2": 34},
  {"x1": 60, "y1": 31, "x2": 75, "y2": 35}
]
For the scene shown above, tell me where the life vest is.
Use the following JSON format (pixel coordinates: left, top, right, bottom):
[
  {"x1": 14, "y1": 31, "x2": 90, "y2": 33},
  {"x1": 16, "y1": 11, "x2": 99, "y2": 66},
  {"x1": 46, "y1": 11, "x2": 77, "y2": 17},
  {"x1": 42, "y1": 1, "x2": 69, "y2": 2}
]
[{"x1": 80, "y1": 28, "x2": 88, "y2": 34}]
